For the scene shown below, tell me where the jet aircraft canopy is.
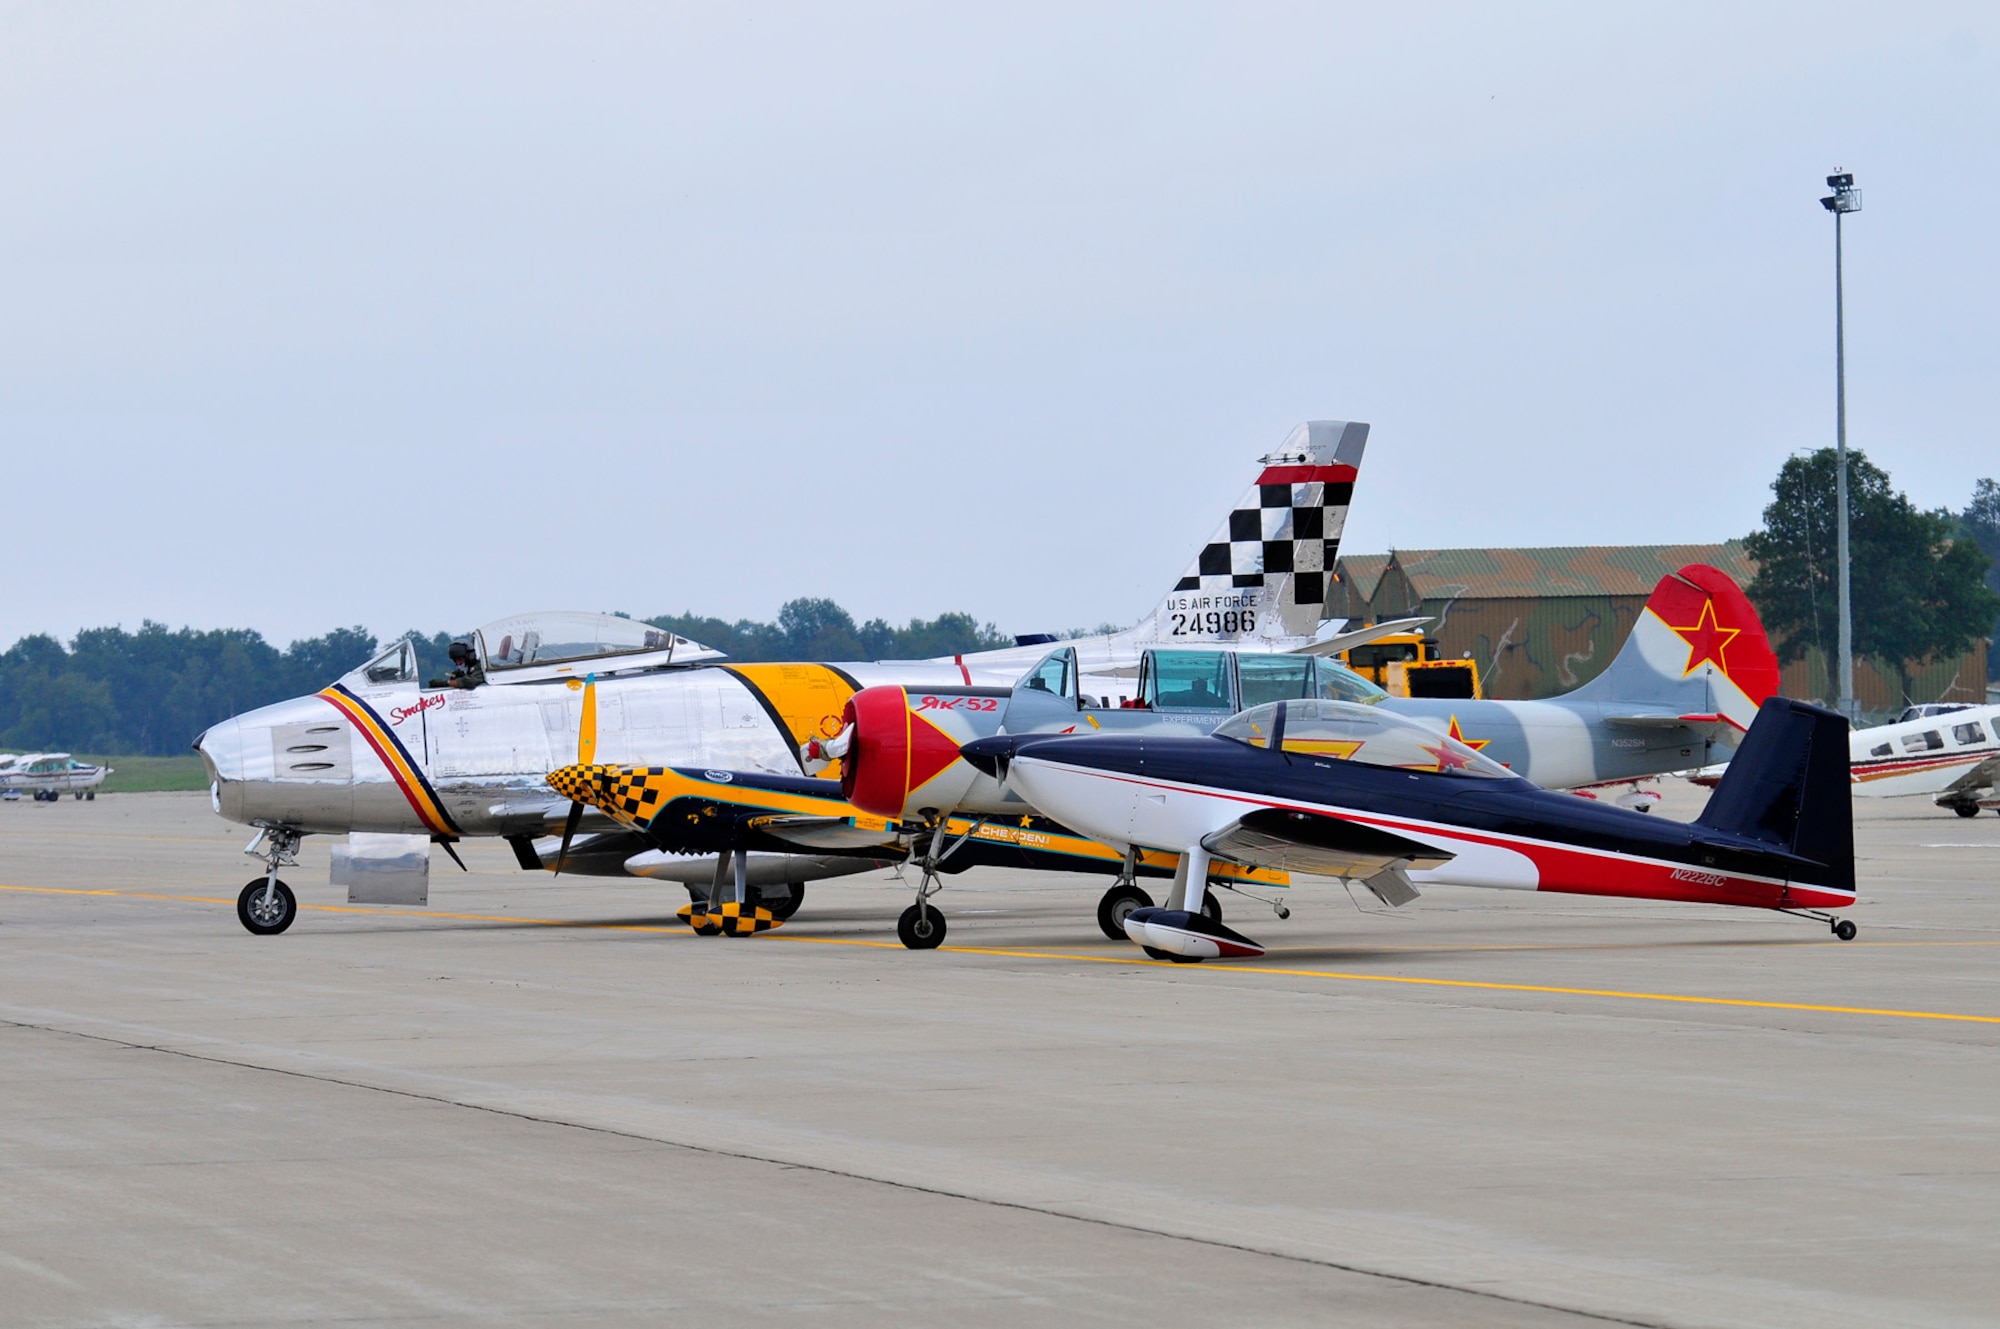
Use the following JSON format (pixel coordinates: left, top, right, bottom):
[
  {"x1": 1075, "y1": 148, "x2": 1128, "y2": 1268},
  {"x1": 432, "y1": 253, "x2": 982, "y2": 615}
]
[
  {"x1": 1214, "y1": 699, "x2": 1519, "y2": 779},
  {"x1": 474, "y1": 611, "x2": 724, "y2": 683},
  {"x1": 338, "y1": 613, "x2": 725, "y2": 691}
]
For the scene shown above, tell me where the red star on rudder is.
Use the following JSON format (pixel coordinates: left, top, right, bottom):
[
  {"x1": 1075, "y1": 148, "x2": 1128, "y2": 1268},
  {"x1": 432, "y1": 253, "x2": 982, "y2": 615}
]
[{"x1": 1665, "y1": 598, "x2": 1741, "y2": 678}]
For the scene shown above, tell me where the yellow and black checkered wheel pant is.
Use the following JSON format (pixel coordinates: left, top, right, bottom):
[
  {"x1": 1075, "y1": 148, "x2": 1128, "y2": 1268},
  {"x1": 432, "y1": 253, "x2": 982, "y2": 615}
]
[{"x1": 677, "y1": 900, "x2": 781, "y2": 937}]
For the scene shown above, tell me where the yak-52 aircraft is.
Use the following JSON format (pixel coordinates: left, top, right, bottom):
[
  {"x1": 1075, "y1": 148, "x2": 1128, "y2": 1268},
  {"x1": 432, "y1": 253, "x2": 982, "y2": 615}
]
[
  {"x1": 199, "y1": 421, "x2": 1383, "y2": 933},
  {"x1": 958, "y1": 695, "x2": 1857, "y2": 960},
  {"x1": 545, "y1": 563, "x2": 1785, "y2": 948},
  {"x1": 1847, "y1": 701, "x2": 2000, "y2": 817}
]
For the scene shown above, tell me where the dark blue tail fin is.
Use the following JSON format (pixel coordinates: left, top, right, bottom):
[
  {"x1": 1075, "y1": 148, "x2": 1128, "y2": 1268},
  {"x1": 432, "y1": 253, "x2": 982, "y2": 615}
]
[{"x1": 1696, "y1": 698, "x2": 1852, "y2": 894}]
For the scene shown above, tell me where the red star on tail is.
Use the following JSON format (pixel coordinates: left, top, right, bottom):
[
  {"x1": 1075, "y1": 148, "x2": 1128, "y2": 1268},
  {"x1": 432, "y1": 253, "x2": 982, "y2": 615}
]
[
  {"x1": 1666, "y1": 598, "x2": 1741, "y2": 677},
  {"x1": 1445, "y1": 716, "x2": 1489, "y2": 752}
]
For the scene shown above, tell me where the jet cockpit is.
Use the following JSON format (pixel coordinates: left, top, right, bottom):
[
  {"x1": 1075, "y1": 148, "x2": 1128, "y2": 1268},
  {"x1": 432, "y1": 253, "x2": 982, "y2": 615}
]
[{"x1": 339, "y1": 611, "x2": 726, "y2": 691}]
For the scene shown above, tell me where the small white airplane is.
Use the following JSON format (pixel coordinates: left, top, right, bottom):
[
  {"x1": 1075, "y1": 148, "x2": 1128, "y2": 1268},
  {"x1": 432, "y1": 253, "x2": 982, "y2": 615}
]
[
  {"x1": 0, "y1": 754, "x2": 111, "y2": 802},
  {"x1": 1850, "y1": 701, "x2": 2000, "y2": 816}
]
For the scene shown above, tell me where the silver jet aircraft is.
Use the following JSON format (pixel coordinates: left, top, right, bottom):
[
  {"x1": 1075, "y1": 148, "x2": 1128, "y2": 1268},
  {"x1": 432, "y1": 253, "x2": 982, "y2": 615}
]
[{"x1": 195, "y1": 421, "x2": 1380, "y2": 933}]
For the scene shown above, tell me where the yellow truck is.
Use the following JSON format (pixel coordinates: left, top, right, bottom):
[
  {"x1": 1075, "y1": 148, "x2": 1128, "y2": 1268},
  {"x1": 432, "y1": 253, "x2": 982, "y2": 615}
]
[{"x1": 1339, "y1": 632, "x2": 1481, "y2": 700}]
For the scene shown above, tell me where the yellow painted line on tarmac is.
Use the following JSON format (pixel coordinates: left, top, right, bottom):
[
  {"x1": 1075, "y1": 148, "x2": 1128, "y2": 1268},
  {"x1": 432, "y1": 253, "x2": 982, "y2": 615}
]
[
  {"x1": 8, "y1": 882, "x2": 2000, "y2": 1025},
  {"x1": 0, "y1": 883, "x2": 689, "y2": 934},
  {"x1": 764, "y1": 935, "x2": 2000, "y2": 1026}
]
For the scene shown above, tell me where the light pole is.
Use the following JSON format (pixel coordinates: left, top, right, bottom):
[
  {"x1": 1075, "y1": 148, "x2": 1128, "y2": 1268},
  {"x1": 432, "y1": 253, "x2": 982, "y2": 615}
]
[{"x1": 1820, "y1": 170, "x2": 1861, "y2": 718}]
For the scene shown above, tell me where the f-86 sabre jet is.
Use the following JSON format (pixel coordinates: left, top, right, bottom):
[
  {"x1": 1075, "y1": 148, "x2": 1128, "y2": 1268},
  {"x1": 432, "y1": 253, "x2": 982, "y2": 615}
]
[
  {"x1": 198, "y1": 421, "x2": 1382, "y2": 933},
  {"x1": 959, "y1": 695, "x2": 1856, "y2": 961}
]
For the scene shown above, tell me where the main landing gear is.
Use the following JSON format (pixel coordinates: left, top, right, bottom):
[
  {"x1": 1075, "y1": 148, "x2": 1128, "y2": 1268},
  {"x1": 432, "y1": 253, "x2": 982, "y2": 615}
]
[
  {"x1": 679, "y1": 850, "x2": 784, "y2": 937},
  {"x1": 237, "y1": 827, "x2": 302, "y2": 935},
  {"x1": 895, "y1": 817, "x2": 986, "y2": 950},
  {"x1": 1097, "y1": 847, "x2": 1290, "y2": 944}
]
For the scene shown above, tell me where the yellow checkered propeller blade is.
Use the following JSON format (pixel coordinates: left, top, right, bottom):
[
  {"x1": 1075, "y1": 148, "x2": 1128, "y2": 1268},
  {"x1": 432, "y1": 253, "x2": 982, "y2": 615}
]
[{"x1": 555, "y1": 673, "x2": 598, "y2": 877}]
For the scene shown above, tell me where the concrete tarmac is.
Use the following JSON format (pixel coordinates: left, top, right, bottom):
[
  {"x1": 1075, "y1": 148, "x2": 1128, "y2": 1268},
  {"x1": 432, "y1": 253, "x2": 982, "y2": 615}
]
[{"x1": 2, "y1": 788, "x2": 1997, "y2": 1327}]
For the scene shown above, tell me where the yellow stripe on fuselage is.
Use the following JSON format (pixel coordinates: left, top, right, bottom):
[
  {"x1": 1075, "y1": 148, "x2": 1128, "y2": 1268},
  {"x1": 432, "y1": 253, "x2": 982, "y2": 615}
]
[{"x1": 319, "y1": 687, "x2": 457, "y2": 837}]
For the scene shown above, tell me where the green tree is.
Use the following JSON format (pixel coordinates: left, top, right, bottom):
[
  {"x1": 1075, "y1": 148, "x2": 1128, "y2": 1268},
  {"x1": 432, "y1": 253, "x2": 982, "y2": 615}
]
[
  {"x1": 777, "y1": 598, "x2": 865, "y2": 659},
  {"x1": 1744, "y1": 449, "x2": 1999, "y2": 696},
  {"x1": 1960, "y1": 478, "x2": 2000, "y2": 680}
]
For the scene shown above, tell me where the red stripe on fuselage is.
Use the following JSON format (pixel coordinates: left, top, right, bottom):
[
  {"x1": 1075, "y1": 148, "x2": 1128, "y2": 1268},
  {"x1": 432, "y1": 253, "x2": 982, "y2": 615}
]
[
  {"x1": 320, "y1": 692, "x2": 454, "y2": 836},
  {"x1": 1852, "y1": 750, "x2": 1992, "y2": 782}
]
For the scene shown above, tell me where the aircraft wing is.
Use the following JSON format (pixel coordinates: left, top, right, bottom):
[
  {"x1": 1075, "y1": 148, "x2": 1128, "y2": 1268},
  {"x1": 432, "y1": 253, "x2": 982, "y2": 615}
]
[
  {"x1": 1200, "y1": 807, "x2": 1454, "y2": 878},
  {"x1": 747, "y1": 813, "x2": 902, "y2": 851},
  {"x1": 1940, "y1": 755, "x2": 2000, "y2": 796}
]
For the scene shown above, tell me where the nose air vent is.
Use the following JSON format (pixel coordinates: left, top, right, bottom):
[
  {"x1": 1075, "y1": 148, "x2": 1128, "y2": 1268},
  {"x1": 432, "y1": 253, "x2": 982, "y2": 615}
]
[{"x1": 272, "y1": 721, "x2": 354, "y2": 782}]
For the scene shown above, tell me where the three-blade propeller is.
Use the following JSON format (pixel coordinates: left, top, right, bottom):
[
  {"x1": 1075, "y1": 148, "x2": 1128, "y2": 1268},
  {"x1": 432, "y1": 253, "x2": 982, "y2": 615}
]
[{"x1": 554, "y1": 674, "x2": 597, "y2": 876}]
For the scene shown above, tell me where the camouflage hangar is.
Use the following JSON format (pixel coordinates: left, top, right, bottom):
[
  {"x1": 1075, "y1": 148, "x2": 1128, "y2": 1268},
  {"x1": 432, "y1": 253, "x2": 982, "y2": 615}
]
[{"x1": 1328, "y1": 543, "x2": 1989, "y2": 717}]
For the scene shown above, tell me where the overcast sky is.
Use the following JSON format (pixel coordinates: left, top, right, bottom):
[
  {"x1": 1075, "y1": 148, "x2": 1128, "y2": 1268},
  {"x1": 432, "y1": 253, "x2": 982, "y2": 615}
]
[{"x1": 3, "y1": 3, "x2": 1995, "y2": 650}]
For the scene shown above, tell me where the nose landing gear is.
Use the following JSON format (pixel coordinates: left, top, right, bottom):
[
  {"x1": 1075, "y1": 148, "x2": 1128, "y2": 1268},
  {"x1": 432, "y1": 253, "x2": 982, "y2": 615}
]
[{"x1": 237, "y1": 827, "x2": 303, "y2": 936}]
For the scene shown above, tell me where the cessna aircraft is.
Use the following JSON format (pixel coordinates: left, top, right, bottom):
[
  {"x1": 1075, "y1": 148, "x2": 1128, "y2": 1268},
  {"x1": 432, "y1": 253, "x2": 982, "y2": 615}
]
[
  {"x1": 1848, "y1": 701, "x2": 2000, "y2": 816},
  {"x1": 0, "y1": 754, "x2": 111, "y2": 802},
  {"x1": 197, "y1": 421, "x2": 1377, "y2": 932},
  {"x1": 545, "y1": 563, "x2": 1783, "y2": 948},
  {"x1": 958, "y1": 695, "x2": 1856, "y2": 960}
]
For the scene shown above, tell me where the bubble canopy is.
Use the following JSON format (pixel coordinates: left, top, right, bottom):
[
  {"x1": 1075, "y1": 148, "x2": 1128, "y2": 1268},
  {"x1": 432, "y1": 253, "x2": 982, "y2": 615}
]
[
  {"x1": 1214, "y1": 699, "x2": 1518, "y2": 779},
  {"x1": 472, "y1": 611, "x2": 723, "y2": 681}
]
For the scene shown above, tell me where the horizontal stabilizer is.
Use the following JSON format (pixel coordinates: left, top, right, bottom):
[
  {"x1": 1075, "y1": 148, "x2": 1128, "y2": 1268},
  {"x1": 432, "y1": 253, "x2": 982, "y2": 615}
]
[
  {"x1": 1292, "y1": 617, "x2": 1434, "y2": 658},
  {"x1": 1603, "y1": 714, "x2": 1693, "y2": 729},
  {"x1": 1202, "y1": 807, "x2": 1453, "y2": 877}
]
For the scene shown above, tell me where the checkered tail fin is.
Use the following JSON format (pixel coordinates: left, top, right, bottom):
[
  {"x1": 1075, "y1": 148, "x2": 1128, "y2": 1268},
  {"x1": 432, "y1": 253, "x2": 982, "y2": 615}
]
[{"x1": 1146, "y1": 420, "x2": 1368, "y2": 646}]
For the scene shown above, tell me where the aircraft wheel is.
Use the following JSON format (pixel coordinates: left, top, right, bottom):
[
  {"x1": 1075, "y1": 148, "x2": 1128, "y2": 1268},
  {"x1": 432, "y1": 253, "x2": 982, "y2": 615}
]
[
  {"x1": 756, "y1": 881, "x2": 805, "y2": 921},
  {"x1": 1952, "y1": 804, "x2": 1979, "y2": 818},
  {"x1": 1096, "y1": 883, "x2": 1153, "y2": 940},
  {"x1": 1832, "y1": 919, "x2": 1857, "y2": 942},
  {"x1": 85, "y1": 791, "x2": 95, "y2": 800},
  {"x1": 1200, "y1": 893, "x2": 1223, "y2": 926},
  {"x1": 897, "y1": 903, "x2": 946, "y2": 950},
  {"x1": 1142, "y1": 945, "x2": 1201, "y2": 964},
  {"x1": 237, "y1": 879, "x2": 297, "y2": 935}
]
